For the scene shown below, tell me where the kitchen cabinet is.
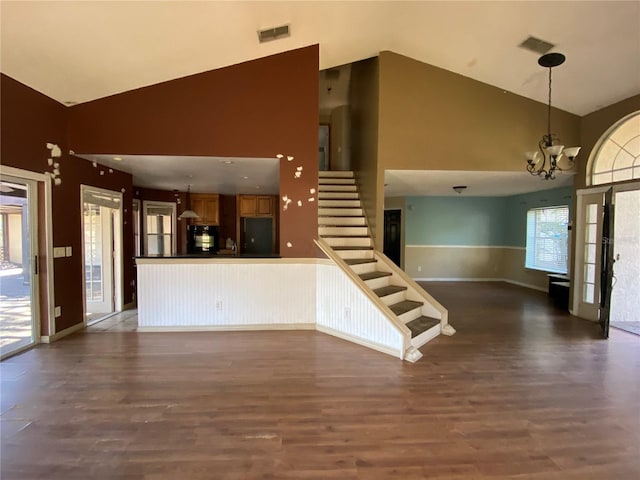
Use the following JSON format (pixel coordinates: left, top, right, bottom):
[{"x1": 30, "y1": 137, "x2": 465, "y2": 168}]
[
  {"x1": 239, "y1": 195, "x2": 274, "y2": 217},
  {"x1": 190, "y1": 193, "x2": 219, "y2": 225}
]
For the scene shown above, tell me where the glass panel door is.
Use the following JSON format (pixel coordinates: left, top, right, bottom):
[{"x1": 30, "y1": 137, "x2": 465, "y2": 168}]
[
  {"x1": 0, "y1": 175, "x2": 38, "y2": 359},
  {"x1": 83, "y1": 202, "x2": 115, "y2": 317}
]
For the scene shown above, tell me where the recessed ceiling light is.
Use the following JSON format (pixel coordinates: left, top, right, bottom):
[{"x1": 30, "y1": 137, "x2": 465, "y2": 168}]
[
  {"x1": 223, "y1": 160, "x2": 234, "y2": 165},
  {"x1": 242, "y1": 176, "x2": 249, "y2": 179},
  {"x1": 113, "y1": 157, "x2": 122, "y2": 161}
]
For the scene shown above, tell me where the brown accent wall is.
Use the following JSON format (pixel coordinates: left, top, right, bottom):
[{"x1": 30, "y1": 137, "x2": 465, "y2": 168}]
[
  {"x1": 67, "y1": 45, "x2": 320, "y2": 258},
  {"x1": 350, "y1": 57, "x2": 380, "y2": 246},
  {"x1": 1, "y1": 74, "x2": 135, "y2": 333}
]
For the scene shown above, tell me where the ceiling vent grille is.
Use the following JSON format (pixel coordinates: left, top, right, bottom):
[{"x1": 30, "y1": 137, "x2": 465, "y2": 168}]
[
  {"x1": 519, "y1": 36, "x2": 554, "y2": 55},
  {"x1": 258, "y1": 24, "x2": 290, "y2": 43}
]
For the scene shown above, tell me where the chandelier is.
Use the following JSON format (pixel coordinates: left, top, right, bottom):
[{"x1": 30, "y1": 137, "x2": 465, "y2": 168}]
[{"x1": 525, "y1": 52, "x2": 581, "y2": 180}]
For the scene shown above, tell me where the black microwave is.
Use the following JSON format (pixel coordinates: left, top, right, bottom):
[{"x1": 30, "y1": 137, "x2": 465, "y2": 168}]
[{"x1": 187, "y1": 225, "x2": 219, "y2": 253}]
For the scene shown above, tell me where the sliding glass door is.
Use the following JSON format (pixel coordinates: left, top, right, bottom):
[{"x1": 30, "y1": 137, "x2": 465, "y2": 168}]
[{"x1": 0, "y1": 174, "x2": 38, "y2": 359}]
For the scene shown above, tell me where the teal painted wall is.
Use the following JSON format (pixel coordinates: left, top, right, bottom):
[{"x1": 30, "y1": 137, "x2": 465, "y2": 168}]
[{"x1": 406, "y1": 187, "x2": 573, "y2": 247}]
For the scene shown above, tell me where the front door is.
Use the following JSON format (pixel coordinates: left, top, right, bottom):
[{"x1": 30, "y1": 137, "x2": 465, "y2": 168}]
[{"x1": 599, "y1": 188, "x2": 614, "y2": 338}]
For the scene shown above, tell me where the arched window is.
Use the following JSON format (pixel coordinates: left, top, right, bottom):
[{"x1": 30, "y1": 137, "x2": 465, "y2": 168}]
[{"x1": 591, "y1": 112, "x2": 640, "y2": 186}]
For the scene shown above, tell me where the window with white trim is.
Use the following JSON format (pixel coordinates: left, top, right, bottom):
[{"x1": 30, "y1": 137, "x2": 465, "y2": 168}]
[
  {"x1": 591, "y1": 112, "x2": 640, "y2": 185},
  {"x1": 525, "y1": 206, "x2": 569, "y2": 274}
]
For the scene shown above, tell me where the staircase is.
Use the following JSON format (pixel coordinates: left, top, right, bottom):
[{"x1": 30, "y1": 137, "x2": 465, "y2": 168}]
[{"x1": 317, "y1": 171, "x2": 455, "y2": 361}]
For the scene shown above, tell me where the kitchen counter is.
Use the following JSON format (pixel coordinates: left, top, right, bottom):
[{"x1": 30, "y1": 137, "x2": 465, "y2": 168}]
[{"x1": 136, "y1": 252, "x2": 281, "y2": 260}]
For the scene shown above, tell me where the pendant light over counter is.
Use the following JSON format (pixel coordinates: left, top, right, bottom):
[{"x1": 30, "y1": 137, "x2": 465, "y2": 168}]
[{"x1": 178, "y1": 185, "x2": 199, "y2": 220}]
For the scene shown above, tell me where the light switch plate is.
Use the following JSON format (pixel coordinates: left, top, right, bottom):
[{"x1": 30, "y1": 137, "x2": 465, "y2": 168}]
[
  {"x1": 53, "y1": 247, "x2": 65, "y2": 258},
  {"x1": 65, "y1": 246, "x2": 72, "y2": 257},
  {"x1": 54, "y1": 306, "x2": 61, "y2": 317}
]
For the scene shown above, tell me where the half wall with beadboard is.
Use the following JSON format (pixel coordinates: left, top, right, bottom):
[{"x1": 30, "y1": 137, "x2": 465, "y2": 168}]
[{"x1": 136, "y1": 258, "x2": 406, "y2": 359}]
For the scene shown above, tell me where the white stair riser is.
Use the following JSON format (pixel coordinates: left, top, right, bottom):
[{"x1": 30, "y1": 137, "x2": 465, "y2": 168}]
[
  {"x1": 318, "y1": 208, "x2": 363, "y2": 216},
  {"x1": 318, "y1": 200, "x2": 361, "y2": 208},
  {"x1": 318, "y1": 185, "x2": 357, "y2": 192},
  {"x1": 319, "y1": 171, "x2": 354, "y2": 178},
  {"x1": 318, "y1": 178, "x2": 355, "y2": 185},
  {"x1": 335, "y1": 249, "x2": 374, "y2": 260},
  {"x1": 379, "y1": 291, "x2": 407, "y2": 307},
  {"x1": 319, "y1": 226, "x2": 368, "y2": 236},
  {"x1": 349, "y1": 262, "x2": 378, "y2": 275},
  {"x1": 318, "y1": 217, "x2": 366, "y2": 226},
  {"x1": 364, "y1": 276, "x2": 391, "y2": 290},
  {"x1": 399, "y1": 308, "x2": 423, "y2": 324},
  {"x1": 324, "y1": 237, "x2": 372, "y2": 247},
  {"x1": 319, "y1": 192, "x2": 359, "y2": 199},
  {"x1": 411, "y1": 324, "x2": 441, "y2": 349}
]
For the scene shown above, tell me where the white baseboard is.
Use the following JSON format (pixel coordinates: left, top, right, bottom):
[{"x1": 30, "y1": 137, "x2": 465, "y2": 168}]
[
  {"x1": 316, "y1": 324, "x2": 403, "y2": 360},
  {"x1": 40, "y1": 321, "x2": 84, "y2": 343},
  {"x1": 502, "y1": 279, "x2": 547, "y2": 292},
  {"x1": 414, "y1": 277, "x2": 502, "y2": 282},
  {"x1": 414, "y1": 277, "x2": 547, "y2": 292},
  {"x1": 137, "y1": 323, "x2": 315, "y2": 332}
]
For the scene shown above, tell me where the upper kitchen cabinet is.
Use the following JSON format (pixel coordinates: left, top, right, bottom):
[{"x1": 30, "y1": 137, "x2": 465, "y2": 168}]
[
  {"x1": 239, "y1": 195, "x2": 274, "y2": 217},
  {"x1": 190, "y1": 193, "x2": 220, "y2": 225}
]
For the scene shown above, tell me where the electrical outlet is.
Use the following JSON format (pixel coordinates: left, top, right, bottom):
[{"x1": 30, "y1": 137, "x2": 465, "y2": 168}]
[
  {"x1": 344, "y1": 307, "x2": 351, "y2": 319},
  {"x1": 65, "y1": 246, "x2": 72, "y2": 257},
  {"x1": 216, "y1": 301, "x2": 223, "y2": 311},
  {"x1": 54, "y1": 306, "x2": 61, "y2": 317},
  {"x1": 417, "y1": 265, "x2": 422, "y2": 272}
]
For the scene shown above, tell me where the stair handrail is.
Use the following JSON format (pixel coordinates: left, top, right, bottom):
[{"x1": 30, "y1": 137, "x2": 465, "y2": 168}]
[
  {"x1": 314, "y1": 238, "x2": 412, "y2": 345},
  {"x1": 373, "y1": 251, "x2": 450, "y2": 328}
]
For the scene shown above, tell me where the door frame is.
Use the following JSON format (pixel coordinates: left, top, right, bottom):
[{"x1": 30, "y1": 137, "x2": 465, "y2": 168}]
[
  {"x1": 573, "y1": 181, "x2": 640, "y2": 321},
  {"x1": 80, "y1": 185, "x2": 124, "y2": 325},
  {"x1": 0, "y1": 166, "x2": 54, "y2": 342}
]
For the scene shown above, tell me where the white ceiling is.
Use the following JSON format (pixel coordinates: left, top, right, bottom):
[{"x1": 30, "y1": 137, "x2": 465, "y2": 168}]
[
  {"x1": 2, "y1": 1, "x2": 639, "y2": 196},
  {"x1": 385, "y1": 170, "x2": 574, "y2": 197},
  {"x1": 78, "y1": 154, "x2": 280, "y2": 195}
]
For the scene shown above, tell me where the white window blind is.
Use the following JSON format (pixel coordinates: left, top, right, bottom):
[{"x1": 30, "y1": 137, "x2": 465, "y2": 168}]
[{"x1": 525, "y1": 206, "x2": 569, "y2": 274}]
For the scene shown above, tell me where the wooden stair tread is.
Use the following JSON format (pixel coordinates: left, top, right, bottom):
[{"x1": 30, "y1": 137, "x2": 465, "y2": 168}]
[
  {"x1": 389, "y1": 300, "x2": 423, "y2": 316},
  {"x1": 344, "y1": 258, "x2": 377, "y2": 266},
  {"x1": 373, "y1": 285, "x2": 407, "y2": 297},
  {"x1": 359, "y1": 271, "x2": 392, "y2": 281},
  {"x1": 406, "y1": 316, "x2": 440, "y2": 338},
  {"x1": 331, "y1": 246, "x2": 373, "y2": 251}
]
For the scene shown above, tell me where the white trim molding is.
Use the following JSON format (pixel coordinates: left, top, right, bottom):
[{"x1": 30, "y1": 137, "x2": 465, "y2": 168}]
[{"x1": 40, "y1": 321, "x2": 84, "y2": 343}]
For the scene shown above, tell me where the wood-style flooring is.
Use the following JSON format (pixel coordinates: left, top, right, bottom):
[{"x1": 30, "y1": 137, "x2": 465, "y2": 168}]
[{"x1": 1, "y1": 282, "x2": 639, "y2": 479}]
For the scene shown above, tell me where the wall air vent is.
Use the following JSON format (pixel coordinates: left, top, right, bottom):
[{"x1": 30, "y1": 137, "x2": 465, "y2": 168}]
[
  {"x1": 258, "y1": 24, "x2": 290, "y2": 43},
  {"x1": 518, "y1": 36, "x2": 554, "y2": 55}
]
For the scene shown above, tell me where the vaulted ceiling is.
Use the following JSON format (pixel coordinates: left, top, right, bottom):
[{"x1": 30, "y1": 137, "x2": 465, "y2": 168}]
[{"x1": 2, "y1": 1, "x2": 639, "y2": 196}]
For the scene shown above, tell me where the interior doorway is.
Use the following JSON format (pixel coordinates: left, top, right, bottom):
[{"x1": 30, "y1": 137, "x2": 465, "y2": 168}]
[
  {"x1": 384, "y1": 209, "x2": 402, "y2": 267},
  {"x1": 0, "y1": 174, "x2": 39, "y2": 359},
  {"x1": 81, "y1": 186, "x2": 123, "y2": 325}
]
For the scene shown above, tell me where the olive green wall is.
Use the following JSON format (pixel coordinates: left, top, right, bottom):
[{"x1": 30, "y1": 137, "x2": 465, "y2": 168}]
[
  {"x1": 350, "y1": 57, "x2": 380, "y2": 243},
  {"x1": 374, "y1": 51, "x2": 581, "y2": 247}
]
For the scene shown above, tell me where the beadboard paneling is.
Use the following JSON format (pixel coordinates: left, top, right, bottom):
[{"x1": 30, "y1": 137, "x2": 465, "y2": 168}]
[
  {"x1": 137, "y1": 262, "x2": 316, "y2": 327},
  {"x1": 316, "y1": 264, "x2": 405, "y2": 358}
]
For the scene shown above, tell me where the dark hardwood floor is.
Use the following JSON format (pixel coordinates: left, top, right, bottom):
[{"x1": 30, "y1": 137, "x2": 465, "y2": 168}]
[{"x1": 1, "y1": 282, "x2": 639, "y2": 479}]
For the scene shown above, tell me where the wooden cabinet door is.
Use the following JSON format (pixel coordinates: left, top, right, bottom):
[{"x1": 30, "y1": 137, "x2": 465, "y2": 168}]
[
  {"x1": 239, "y1": 195, "x2": 257, "y2": 217},
  {"x1": 190, "y1": 194, "x2": 219, "y2": 225},
  {"x1": 256, "y1": 196, "x2": 273, "y2": 216}
]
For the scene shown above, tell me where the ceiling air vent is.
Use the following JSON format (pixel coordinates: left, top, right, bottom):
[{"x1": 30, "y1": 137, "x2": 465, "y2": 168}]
[
  {"x1": 258, "y1": 24, "x2": 290, "y2": 43},
  {"x1": 518, "y1": 36, "x2": 554, "y2": 55}
]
